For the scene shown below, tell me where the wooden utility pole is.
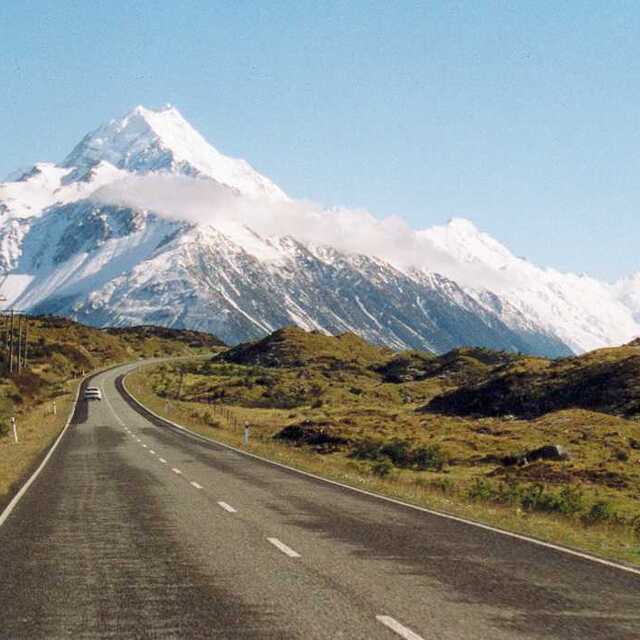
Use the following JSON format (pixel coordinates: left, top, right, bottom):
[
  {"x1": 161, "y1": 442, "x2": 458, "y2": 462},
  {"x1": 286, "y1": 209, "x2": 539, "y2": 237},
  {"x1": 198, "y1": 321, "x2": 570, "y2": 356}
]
[
  {"x1": 1, "y1": 312, "x2": 30, "y2": 375},
  {"x1": 17, "y1": 315, "x2": 23, "y2": 373},
  {"x1": 8, "y1": 310, "x2": 15, "y2": 374},
  {"x1": 23, "y1": 318, "x2": 29, "y2": 369},
  {"x1": 1, "y1": 313, "x2": 7, "y2": 371}
]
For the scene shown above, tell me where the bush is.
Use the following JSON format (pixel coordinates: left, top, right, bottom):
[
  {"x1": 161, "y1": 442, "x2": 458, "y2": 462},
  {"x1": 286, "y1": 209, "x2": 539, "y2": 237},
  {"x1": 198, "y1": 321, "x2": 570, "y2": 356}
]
[
  {"x1": 582, "y1": 501, "x2": 616, "y2": 525},
  {"x1": 371, "y1": 459, "x2": 393, "y2": 477},
  {"x1": 468, "y1": 479, "x2": 497, "y2": 502},
  {"x1": 351, "y1": 438, "x2": 448, "y2": 471},
  {"x1": 495, "y1": 481, "x2": 522, "y2": 506},
  {"x1": 351, "y1": 438, "x2": 383, "y2": 461},
  {"x1": 467, "y1": 480, "x2": 584, "y2": 516},
  {"x1": 520, "y1": 484, "x2": 584, "y2": 515},
  {"x1": 556, "y1": 486, "x2": 585, "y2": 515},
  {"x1": 413, "y1": 445, "x2": 447, "y2": 471},
  {"x1": 380, "y1": 439, "x2": 413, "y2": 466}
]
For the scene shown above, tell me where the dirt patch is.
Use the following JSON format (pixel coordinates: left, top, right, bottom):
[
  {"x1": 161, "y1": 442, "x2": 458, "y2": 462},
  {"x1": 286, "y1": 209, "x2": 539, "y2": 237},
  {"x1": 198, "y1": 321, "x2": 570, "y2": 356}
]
[
  {"x1": 274, "y1": 420, "x2": 350, "y2": 453},
  {"x1": 574, "y1": 469, "x2": 628, "y2": 489},
  {"x1": 487, "y1": 462, "x2": 574, "y2": 484}
]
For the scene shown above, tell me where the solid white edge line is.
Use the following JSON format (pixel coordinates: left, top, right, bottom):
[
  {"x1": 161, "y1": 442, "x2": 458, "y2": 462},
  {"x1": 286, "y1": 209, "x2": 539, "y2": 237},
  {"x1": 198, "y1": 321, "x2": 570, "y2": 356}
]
[
  {"x1": 267, "y1": 537, "x2": 301, "y2": 558},
  {"x1": 171, "y1": 467, "x2": 182, "y2": 475},
  {"x1": 0, "y1": 363, "x2": 123, "y2": 529},
  {"x1": 376, "y1": 616, "x2": 424, "y2": 640},
  {"x1": 121, "y1": 370, "x2": 640, "y2": 577},
  {"x1": 217, "y1": 501, "x2": 237, "y2": 513},
  {"x1": 190, "y1": 481, "x2": 203, "y2": 489}
]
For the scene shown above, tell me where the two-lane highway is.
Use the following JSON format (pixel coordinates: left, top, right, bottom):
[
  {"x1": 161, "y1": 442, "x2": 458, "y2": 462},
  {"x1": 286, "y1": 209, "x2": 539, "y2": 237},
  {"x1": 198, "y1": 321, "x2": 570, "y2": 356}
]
[{"x1": 1, "y1": 362, "x2": 638, "y2": 639}]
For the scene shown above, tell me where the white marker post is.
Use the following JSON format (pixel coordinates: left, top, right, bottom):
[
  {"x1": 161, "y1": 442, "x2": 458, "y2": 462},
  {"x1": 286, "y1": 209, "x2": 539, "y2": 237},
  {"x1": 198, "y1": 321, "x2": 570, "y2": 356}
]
[
  {"x1": 243, "y1": 421, "x2": 250, "y2": 447},
  {"x1": 11, "y1": 417, "x2": 18, "y2": 444},
  {"x1": 52, "y1": 401, "x2": 57, "y2": 416}
]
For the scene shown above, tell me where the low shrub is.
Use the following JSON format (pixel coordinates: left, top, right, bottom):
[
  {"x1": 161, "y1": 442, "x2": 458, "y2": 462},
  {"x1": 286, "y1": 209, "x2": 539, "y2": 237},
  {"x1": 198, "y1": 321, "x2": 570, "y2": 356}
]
[
  {"x1": 351, "y1": 438, "x2": 384, "y2": 461},
  {"x1": 614, "y1": 449, "x2": 629, "y2": 462},
  {"x1": 468, "y1": 478, "x2": 498, "y2": 502},
  {"x1": 467, "y1": 479, "x2": 585, "y2": 516},
  {"x1": 413, "y1": 445, "x2": 447, "y2": 471},
  {"x1": 380, "y1": 439, "x2": 413, "y2": 466},
  {"x1": 582, "y1": 501, "x2": 617, "y2": 525},
  {"x1": 350, "y1": 438, "x2": 448, "y2": 471},
  {"x1": 371, "y1": 459, "x2": 393, "y2": 477}
]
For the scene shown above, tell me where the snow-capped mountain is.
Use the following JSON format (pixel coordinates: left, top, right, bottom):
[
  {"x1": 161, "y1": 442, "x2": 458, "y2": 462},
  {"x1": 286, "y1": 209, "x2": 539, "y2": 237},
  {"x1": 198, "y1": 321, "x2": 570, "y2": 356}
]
[{"x1": 0, "y1": 105, "x2": 637, "y2": 355}]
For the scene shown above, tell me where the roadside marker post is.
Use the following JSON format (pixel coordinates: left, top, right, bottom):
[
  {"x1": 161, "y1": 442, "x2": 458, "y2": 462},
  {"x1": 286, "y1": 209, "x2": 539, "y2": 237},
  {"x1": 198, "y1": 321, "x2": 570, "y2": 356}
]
[
  {"x1": 11, "y1": 417, "x2": 17, "y2": 444},
  {"x1": 243, "y1": 422, "x2": 250, "y2": 447}
]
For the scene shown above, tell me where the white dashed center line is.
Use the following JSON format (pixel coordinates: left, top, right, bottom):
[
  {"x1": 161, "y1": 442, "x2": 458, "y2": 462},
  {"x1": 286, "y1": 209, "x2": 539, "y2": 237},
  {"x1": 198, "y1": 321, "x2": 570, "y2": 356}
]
[
  {"x1": 171, "y1": 467, "x2": 182, "y2": 475},
  {"x1": 267, "y1": 538, "x2": 300, "y2": 558},
  {"x1": 158, "y1": 458, "x2": 167, "y2": 464},
  {"x1": 141, "y1": 443, "x2": 148, "y2": 448},
  {"x1": 376, "y1": 616, "x2": 424, "y2": 640},
  {"x1": 190, "y1": 481, "x2": 203, "y2": 490},
  {"x1": 149, "y1": 449, "x2": 156, "y2": 455},
  {"x1": 217, "y1": 501, "x2": 237, "y2": 513}
]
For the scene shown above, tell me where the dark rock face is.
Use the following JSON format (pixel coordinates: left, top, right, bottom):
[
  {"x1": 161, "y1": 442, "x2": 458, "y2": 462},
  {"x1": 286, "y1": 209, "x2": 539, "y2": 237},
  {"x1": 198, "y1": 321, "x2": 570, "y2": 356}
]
[{"x1": 502, "y1": 445, "x2": 569, "y2": 467}]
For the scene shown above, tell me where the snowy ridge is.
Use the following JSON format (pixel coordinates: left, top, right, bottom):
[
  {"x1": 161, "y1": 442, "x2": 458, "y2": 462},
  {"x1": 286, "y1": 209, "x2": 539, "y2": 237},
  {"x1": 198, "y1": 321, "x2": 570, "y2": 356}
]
[{"x1": 0, "y1": 104, "x2": 638, "y2": 354}]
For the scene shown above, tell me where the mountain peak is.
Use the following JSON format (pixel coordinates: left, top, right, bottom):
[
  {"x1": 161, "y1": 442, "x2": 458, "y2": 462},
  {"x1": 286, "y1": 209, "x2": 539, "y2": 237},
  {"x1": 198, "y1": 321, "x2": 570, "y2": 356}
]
[
  {"x1": 446, "y1": 217, "x2": 480, "y2": 233},
  {"x1": 63, "y1": 105, "x2": 287, "y2": 200}
]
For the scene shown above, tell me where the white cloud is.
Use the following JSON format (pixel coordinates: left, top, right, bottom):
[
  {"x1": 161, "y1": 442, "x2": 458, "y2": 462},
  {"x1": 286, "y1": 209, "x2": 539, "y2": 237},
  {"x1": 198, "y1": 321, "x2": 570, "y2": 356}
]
[{"x1": 92, "y1": 173, "x2": 512, "y2": 290}]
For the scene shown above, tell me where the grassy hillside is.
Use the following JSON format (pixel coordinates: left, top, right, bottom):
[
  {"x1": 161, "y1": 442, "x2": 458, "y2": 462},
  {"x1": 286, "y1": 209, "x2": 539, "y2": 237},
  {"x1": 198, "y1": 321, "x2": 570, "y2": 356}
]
[
  {"x1": 426, "y1": 342, "x2": 640, "y2": 418},
  {"x1": 132, "y1": 327, "x2": 640, "y2": 565},
  {"x1": 221, "y1": 326, "x2": 391, "y2": 369},
  {"x1": 0, "y1": 315, "x2": 223, "y2": 510},
  {"x1": 0, "y1": 316, "x2": 223, "y2": 423}
]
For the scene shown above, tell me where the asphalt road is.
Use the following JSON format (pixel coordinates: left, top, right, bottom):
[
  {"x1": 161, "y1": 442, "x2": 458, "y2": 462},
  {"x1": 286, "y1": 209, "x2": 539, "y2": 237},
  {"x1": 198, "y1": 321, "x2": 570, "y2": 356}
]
[{"x1": 0, "y1": 362, "x2": 639, "y2": 639}]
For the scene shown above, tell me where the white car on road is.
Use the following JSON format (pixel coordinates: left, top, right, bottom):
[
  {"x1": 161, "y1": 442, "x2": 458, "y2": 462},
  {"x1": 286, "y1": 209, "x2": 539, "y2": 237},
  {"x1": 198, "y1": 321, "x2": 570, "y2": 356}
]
[{"x1": 84, "y1": 387, "x2": 102, "y2": 401}]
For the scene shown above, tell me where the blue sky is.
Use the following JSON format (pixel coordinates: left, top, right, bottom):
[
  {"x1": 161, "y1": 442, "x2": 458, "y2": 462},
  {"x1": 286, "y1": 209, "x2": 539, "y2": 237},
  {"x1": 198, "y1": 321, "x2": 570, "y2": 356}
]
[{"x1": 1, "y1": 1, "x2": 638, "y2": 281}]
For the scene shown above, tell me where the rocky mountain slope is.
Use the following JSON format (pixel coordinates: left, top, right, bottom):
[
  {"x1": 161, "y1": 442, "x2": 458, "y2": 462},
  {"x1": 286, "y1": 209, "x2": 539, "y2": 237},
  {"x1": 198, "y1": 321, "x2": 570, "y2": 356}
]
[
  {"x1": 426, "y1": 339, "x2": 640, "y2": 418},
  {"x1": 1, "y1": 105, "x2": 637, "y2": 355}
]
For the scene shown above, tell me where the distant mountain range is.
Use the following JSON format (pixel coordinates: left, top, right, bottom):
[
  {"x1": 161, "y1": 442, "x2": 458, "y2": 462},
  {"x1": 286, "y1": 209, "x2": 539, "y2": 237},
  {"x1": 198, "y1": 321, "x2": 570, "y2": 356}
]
[{"x1": 1, "y1": 105, "x2": 638, "y2": 355}]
